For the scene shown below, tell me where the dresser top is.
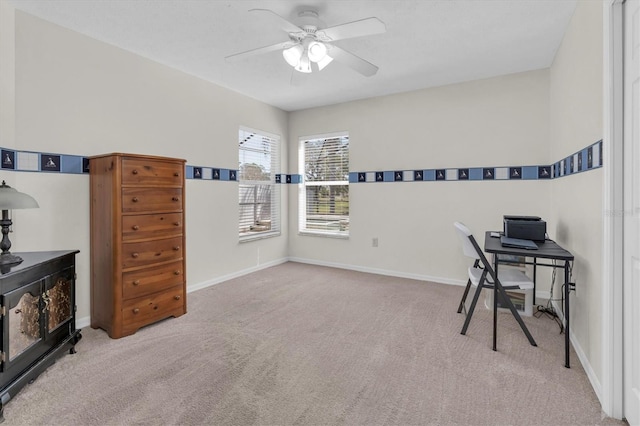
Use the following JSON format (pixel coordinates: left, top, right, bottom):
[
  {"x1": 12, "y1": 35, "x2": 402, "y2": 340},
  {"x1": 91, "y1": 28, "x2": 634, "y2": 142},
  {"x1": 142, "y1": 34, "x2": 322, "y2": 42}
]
[
  {"x1": 0, "y1": 250, "x2": 79, "y2": 277},
  {"x1": 88, "y1": 153, "x2": 186, "y2": 163}
]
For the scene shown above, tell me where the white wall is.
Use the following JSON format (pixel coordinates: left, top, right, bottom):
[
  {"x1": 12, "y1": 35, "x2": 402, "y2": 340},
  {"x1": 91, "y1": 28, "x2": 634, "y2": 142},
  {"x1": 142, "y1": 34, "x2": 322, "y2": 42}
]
[
  {"x1": 549, "y1": 0, "x2": 604, "y2": 393},
  {"x1": 1, "y1": 6, "x2": 607, "y2": 400},
  {"x1": 1, "y1": 8, "x2": 290, "y2": 324},
  {"x1": 0, "y1": 1, "x2": 15, "y2": 151},
  {"x1": 288, "y1": 70, "x2": 552, "y2": 285}
]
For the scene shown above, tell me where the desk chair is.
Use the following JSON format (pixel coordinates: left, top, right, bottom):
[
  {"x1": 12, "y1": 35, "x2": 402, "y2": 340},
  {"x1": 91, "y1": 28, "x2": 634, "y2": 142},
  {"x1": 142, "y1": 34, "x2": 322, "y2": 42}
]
[{"x1": 453, "y1": 222, "x2": 537, "y2": 350}]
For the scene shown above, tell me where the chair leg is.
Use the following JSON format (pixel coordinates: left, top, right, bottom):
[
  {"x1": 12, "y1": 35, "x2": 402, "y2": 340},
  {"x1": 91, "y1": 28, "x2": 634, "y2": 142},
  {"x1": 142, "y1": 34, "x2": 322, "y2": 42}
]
[
  {"x1": 458, "y1": 259, "x2": 480, "y2": 314},
  {"x1": 457, "y1": 279, "x2": 472, "y2": 314},
  {"x1": 495, "y1": 283, "x2": 538, "y2": 347},
  {"x1": 460, "y1": 283, "x2": 484, "y2": 335}
]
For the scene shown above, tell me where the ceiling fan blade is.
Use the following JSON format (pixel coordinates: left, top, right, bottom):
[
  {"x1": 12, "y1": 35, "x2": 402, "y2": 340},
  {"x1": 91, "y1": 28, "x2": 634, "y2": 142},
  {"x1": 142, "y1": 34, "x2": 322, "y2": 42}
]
[
  {"x1": 249, "y1": 9, "x2": 302, "y2": 34},
  {"x1": 318, "y1": 17, "x2": 386, "y2": 42},
  {"x1": 328, "y1": 45, "x2": 379, "y2": 77},
  {"x1": 225, "y1": 41, "x2": 291, "y2": 62}
]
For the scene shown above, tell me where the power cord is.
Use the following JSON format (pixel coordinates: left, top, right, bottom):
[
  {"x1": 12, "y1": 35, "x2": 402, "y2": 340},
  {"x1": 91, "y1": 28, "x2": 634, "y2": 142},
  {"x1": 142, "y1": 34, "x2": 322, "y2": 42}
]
[
  {"x1": 534, "y1": 260, "x2": 576, "y2": 334},
  {"x1": 533, "y1": 259, "x2": 566, "y2": 333}
]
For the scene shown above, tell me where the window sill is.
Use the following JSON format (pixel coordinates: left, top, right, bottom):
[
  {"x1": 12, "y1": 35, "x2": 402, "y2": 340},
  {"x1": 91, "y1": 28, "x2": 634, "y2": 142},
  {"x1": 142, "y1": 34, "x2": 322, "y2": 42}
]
[
  {"x1": 298, "y1": 231, "x2": 349, "y2": 239},
  {"x1": 239, "y1": 231, "x2": 281, "y2": 243}
]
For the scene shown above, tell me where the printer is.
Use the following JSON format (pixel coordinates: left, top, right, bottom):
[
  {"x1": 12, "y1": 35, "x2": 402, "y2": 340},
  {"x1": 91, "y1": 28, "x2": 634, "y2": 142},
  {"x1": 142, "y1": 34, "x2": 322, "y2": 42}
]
[{"x1": 503, "y1": 215, "x2": 547, "y2": 242}]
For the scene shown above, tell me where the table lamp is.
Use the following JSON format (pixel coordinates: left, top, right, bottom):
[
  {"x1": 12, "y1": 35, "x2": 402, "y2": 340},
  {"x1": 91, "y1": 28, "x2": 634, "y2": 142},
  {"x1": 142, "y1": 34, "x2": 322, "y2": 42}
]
[{"x1": 0, "y1": 180, "x2": 39, "y2": 265}]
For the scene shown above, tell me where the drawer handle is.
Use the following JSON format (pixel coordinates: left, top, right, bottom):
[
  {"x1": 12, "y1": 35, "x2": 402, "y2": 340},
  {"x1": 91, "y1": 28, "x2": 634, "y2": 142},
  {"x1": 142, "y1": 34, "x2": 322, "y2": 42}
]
[
  {"x1": 132, "y1": 252, "x2": 139, "y2": 258},
  {"x1": 132, "y1": 169, "x2": 138, "y2": 175},
  {"x1": 174, "y1": 295, "x2": 181, "y2": 300},
  {"x1": 174, "y1": 172, "x2": 179, "y2": 177},
  {"x1": 132, "y1": 308, "x2": 140, "y2": 314},
  {"x1": 172, "y1": 197, "x2": 179, "y2": 202},
  {"x1": 174, "y1": 270, "x2": 181, "y2": 275},
  {"x1": 174, "y1": 222, "x2": 180, "y2": 226},
  {"x1": 153, "y1": 306, "x2": 158, "y2": 310},
  {"x1": 132, "y1": 197, "x2": 139, "y2": 202},
  {"x1": 133, "y1": 280, "x2": 140, "y2": 286},
  {"x1": 132, "y1": 225, "x2": 139, "y2": 230},
  {"x1": 173, "y1": 246, "x2": 180, "y2": 251}
]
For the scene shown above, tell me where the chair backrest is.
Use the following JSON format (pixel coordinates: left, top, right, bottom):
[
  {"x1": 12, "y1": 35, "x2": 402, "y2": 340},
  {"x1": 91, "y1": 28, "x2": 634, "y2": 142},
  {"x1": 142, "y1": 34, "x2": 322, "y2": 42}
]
[{"x1": 454, "y1": 222, "x2": 480, "y2": 259}]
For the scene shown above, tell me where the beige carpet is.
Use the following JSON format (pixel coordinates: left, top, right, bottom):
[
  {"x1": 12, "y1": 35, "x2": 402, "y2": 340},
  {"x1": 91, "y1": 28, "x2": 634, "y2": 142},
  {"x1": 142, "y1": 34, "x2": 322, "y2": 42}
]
[{"x1": 3, "y1": 262, "x2": 624, "y2": 425}]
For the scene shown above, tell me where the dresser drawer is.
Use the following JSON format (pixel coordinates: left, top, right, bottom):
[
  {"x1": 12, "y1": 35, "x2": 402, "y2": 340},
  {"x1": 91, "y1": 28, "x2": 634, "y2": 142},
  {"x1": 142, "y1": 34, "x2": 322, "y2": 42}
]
[
  {"x1": 122, "y1": 236, "x2": 183, "y2": 269},
  {"x1": 122, "y1": 213, "x2": 183, "y2": 241},
  {"x1": 122, "y1": 286, "x2": 185, "y2": 334},
  {"x1": 122, "y1": 187, "x2": 183, "y2": 213},
  {"x1": 122, "y1": 158, "x2": 183, "y2": 186},
  {"x1": 122, "y1": 260, "x2": 184, "y2": 300}
]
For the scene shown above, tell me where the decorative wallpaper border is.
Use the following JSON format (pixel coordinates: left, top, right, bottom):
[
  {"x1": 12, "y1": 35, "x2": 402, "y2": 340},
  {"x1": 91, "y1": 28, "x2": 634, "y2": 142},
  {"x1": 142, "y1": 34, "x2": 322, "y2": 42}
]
[
  {"x1": 186, "y1": 165, "x2": 237, "y2": 181},
  {"x1": 1, "y1": 148, "x2": 88, "y2": 174},
  {"x1": 0, "y1": 140, "x2": 601, "y2": 184},
  {"x1": 349, "y1": 140, "x2": 603, "y2": 183}
]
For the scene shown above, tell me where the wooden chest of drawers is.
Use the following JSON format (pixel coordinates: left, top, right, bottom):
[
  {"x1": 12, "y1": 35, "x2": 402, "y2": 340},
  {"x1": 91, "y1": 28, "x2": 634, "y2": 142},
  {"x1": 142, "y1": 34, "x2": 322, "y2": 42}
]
[{"x1": 89, "y1": 153, "x2": 186, "y2": 338}]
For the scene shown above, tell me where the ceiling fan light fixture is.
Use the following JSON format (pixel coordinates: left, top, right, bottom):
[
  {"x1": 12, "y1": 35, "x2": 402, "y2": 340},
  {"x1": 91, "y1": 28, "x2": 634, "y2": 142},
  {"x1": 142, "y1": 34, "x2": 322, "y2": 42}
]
[
  {"x1": 307, "y1": 41, "x2": 328, "y2": 62},
  {"x1": 295, "y1": 53, "x2": 312, "y2": 73},
  {"x1": 317, "y1": 54, "x2": 334, "y2": 71},
  {"x1": 283, "y1": 44, "x2": 303, "y2": 67}
]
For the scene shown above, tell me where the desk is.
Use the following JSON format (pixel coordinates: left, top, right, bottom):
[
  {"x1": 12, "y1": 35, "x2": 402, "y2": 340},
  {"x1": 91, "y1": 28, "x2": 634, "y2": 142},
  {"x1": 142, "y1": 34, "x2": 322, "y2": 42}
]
[{"x1": 484, "y1": 232, "x2": 575, "y2": 368}]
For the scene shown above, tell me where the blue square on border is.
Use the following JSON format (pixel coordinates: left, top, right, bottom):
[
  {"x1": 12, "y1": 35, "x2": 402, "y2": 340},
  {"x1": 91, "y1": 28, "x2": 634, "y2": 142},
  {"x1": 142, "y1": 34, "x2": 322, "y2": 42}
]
[{"x1": 61, "y1": 155, "x2": 83, "y2": 174}]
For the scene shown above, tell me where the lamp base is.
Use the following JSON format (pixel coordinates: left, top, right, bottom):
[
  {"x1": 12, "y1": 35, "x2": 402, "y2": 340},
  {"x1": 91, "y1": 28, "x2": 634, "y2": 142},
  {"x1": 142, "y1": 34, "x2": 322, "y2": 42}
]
[{"x1": 0, "y1": 252, "x2": 23, "y2": 266}]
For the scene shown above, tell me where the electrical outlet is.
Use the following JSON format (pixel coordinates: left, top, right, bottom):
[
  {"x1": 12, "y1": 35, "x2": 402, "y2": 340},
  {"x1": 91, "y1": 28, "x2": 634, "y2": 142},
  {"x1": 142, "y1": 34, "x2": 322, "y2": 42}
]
[{"x1": 372, "y1": 237, "x2": 378, "y2": 247}]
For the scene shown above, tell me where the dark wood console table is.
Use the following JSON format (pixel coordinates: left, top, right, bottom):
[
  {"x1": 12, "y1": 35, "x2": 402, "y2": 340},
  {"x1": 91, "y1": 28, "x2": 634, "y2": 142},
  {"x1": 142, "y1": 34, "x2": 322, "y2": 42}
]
[{"x1": 0, "y1": 251, "x2": 81, "y2": 422}]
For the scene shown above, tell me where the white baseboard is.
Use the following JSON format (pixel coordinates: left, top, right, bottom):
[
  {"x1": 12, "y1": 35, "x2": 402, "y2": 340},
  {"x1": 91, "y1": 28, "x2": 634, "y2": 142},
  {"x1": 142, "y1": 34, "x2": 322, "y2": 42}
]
[
  {"x1": 187, "y1": 257, "x2": 289, "y2": 293},
  {"x1": 76, "y1": 316, "x2": 91, "y2": 329},
  {"x1": 288, "y1": 256, "x2": 467, "y2": 287},
  {"x1": 549, "y1": 299, "x2": 602, "y2": 402}
]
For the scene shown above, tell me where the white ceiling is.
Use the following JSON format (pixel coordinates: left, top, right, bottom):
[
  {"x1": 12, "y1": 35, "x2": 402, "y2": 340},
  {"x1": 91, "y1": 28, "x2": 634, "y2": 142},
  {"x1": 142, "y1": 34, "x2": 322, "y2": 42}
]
[{"x1": 9, "y1": 0, "x2": 577, "y2": 112}]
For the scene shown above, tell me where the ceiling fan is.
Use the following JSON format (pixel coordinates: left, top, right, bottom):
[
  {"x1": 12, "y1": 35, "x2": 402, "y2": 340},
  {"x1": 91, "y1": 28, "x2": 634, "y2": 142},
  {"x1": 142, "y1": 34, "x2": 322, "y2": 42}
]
[{"x1": 225, "y1": 8, "x2": 386, "y2": 77}]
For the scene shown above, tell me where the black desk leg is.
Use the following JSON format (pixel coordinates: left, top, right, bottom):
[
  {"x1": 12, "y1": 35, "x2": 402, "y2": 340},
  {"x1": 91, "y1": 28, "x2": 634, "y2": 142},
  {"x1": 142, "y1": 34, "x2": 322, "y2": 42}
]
[
  {"x1": 533, "y1": 258, "x2": 537, "y2": 305},
  {"x1": 564, "y1": 261, "x2": 570, "y2": 368},
  {"x1": 493, "y1": 261, "x2": 499, "y2": 351}
]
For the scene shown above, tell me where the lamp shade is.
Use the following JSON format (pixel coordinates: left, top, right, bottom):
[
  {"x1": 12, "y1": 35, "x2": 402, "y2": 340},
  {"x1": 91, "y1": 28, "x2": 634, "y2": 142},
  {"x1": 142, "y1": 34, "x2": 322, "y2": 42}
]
[
  {"x1": 308, "y1": 41, "x2": 328, "y2": 62},
  {"x1": 283, "y1": 44, "x2": 304, "y2": 67},
  {"x1": 317, "y1": 54, "x2": 334, "y2": 71},
  {"x1": 0, "y1": 181, "x2": 39, "y2": 209}
]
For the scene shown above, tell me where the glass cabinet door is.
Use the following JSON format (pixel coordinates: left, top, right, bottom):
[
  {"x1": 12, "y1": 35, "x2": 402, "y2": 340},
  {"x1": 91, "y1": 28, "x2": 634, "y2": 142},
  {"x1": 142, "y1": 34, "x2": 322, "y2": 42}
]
[
  {"x1": 2, "y1": 281, "x2": 43, "y2": 369},
  {"x1": 46, "y1": 274, "x2": 72, "y2": 333}
]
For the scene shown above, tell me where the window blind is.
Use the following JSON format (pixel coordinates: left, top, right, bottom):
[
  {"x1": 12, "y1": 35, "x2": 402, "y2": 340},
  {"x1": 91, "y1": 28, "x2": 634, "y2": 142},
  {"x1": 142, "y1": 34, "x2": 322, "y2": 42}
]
[
  {"x1": 299, "y1": 134, "x2": 349, "y2": 236},
  {"x1": 239, "y1": 127, "x2": 281, "y2": 240}
]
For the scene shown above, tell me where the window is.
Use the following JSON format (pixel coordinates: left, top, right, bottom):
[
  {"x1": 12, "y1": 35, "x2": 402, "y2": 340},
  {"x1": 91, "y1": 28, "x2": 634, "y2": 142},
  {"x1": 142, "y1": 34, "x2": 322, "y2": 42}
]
[
  {"x1": 239, "y1": 127, "x2": 280, "y2": 240},
  {"x1": 299, "y1": 133, "x2": 349, "y2": 237}
]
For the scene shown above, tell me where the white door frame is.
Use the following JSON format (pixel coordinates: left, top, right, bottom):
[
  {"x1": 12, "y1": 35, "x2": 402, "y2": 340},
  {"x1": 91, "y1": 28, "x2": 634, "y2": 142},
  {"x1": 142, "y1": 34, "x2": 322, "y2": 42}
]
[
  {"x1": 602, "y1": 0, "x2": 624, "y2": 419},
  {"x1": 622, "y1": 1, "x2": 640, "y2": 423}
]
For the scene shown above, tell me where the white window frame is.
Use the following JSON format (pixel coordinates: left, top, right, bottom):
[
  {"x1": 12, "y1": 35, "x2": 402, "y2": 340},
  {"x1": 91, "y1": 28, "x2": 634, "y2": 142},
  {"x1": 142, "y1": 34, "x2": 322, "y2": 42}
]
[
  {"x1": 238, "y1": 126, "x2": 281, "y2": 242},
  {"x1": 298, "y1": 132, "x2": 349, "y2": 238}
]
